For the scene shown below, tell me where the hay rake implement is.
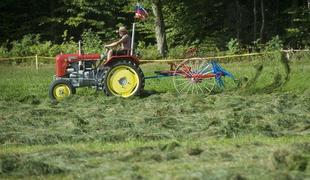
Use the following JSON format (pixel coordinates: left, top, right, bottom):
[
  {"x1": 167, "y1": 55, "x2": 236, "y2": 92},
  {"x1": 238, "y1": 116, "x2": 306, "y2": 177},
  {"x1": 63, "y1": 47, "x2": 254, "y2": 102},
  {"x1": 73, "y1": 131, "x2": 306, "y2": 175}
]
[{"x1": 145, "y1": 59, "x2": 235, "y2": 94}]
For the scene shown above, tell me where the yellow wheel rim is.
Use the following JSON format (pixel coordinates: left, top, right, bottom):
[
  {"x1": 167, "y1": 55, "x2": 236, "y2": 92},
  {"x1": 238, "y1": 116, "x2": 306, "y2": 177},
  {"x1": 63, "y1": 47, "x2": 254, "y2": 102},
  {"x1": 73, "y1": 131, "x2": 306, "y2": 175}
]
[
  {"x1": 107, "y1": 65, "x2": 140, "y2": 97},
  {"x1": 53, "y1": 84, "x2": 71, "y2": 101}
]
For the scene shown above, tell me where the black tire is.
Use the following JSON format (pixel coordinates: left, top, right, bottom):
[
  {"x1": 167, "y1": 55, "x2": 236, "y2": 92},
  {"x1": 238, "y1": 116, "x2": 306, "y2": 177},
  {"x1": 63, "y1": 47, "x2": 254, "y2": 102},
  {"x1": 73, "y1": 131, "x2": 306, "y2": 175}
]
[
  {"x1": 49, "y1": 79, "x2": 76, "y2": 101},
  {"x1": 103, "y1": 60, "x2": 144, "y2": 97}
]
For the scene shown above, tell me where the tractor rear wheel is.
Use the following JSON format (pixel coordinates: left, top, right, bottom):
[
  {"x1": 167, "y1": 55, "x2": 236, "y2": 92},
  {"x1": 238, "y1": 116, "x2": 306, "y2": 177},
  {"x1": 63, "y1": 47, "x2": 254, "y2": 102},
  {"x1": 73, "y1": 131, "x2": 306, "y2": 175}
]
[
  {"x1": 49, "y1": 79, "x2": 76, "y2": 101},
  {"x1": 103, "y1": 60, "x2": 144, "y2": 97}
]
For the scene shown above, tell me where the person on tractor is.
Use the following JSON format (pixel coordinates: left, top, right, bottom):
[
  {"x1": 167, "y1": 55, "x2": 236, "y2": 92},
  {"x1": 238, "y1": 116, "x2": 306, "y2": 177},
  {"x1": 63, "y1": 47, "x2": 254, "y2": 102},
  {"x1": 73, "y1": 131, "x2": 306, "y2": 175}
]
[{"x1": 104, "y1": 26, "x2": 131, "y2": 60}]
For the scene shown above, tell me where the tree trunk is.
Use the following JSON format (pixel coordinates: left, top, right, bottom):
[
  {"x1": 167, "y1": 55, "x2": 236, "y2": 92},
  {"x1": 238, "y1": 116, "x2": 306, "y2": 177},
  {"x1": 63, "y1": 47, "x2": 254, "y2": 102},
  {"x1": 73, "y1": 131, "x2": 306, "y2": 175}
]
[
  {"x1": 49, "y1": 0, "x2": 56, "y2": 42},
  {"x1": 291, "y1": 0, "x2": 298, "y2": 10},
  {"x1": 253, "y1": 0, "x2": 257, "y2": 42},
  {"x1": 152, "y1": 0, "x2": 168, "y2": 57},
  {"x1": 235, "y1": 0, "x2": 241, "y2": 41},
  {"x1": 260, "y1": 0, "x2": 265, "y2": 41},
  {"x1": 275, "y1": 0, "x2": 279, "y2": 33}
]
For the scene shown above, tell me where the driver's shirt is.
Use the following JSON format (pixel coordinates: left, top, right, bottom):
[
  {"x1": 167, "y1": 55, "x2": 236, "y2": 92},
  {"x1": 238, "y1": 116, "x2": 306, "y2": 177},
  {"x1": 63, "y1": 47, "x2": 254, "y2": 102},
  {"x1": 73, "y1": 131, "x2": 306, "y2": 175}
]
[{"x1": 120, "y1": 34, "x2": 131, "y2": 50}]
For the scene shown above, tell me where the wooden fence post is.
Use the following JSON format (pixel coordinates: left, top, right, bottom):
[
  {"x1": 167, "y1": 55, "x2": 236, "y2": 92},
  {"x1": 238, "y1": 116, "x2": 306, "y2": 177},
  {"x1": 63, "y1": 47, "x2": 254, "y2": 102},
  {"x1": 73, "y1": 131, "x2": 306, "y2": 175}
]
[{"x1": 35, "y1": 55, "x2": 38, "y2": 70}]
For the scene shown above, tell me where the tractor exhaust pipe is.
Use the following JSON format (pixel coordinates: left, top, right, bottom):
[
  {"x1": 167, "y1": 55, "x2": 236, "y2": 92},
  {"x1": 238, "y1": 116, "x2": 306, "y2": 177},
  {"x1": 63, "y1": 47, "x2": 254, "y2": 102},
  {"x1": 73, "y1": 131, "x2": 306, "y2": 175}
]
[
  {"x1": 78, "y1": 40, "x2": 82, "y2": 55},
  {"x1": 130, "y1": 23, "x2": 135, "y2": 56},
  {"x1": 78, "y1": 40, "x2": 83, "y2": 70}
]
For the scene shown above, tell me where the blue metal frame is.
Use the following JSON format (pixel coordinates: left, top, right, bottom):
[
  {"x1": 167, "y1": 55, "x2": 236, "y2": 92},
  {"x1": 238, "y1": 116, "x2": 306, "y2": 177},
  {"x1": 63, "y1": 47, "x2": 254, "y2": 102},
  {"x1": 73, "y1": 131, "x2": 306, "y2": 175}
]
[{"x1": 211, "y1": 60, "x2": 235, "y2": 88}]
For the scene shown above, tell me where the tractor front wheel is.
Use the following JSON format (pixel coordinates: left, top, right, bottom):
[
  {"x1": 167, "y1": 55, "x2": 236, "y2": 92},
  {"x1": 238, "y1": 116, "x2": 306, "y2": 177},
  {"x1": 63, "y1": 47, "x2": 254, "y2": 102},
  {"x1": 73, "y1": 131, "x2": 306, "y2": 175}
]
[
  {"x1": 103, "y1": 60, "x2": 144, "y2": 97},
  {"x1": 49, "y1": 79, "x2": 75, "y2": 101}
]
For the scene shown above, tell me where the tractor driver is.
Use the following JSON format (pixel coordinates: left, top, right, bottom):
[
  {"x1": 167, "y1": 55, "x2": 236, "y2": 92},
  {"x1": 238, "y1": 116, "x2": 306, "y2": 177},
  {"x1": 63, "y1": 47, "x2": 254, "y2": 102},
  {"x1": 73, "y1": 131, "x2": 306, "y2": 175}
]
[{"x1": 104, "y1": 26, "x2": 131, "y2": 60}]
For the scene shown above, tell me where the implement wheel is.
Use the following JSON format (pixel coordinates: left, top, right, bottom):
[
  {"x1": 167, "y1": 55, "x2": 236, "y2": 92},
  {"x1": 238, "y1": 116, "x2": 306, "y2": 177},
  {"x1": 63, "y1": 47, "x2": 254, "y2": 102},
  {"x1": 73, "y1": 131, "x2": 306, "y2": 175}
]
[
  {"x1": 49, "y1": 79, "x2": 75, "y2": 101},
  {"x1": 103, "y1": 60, "x2": 144, "y2": 97},
  {"x1": 173, "y1": 59, "x2": 215, "y2": 94}
]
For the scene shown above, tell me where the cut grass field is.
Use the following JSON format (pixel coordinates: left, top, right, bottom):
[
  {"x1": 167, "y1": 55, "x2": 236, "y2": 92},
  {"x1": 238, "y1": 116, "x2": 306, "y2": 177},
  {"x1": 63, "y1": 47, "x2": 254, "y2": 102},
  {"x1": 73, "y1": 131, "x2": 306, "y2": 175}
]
[{"x1": 0, "y1": 53, "x2": 309, "y2": 179}]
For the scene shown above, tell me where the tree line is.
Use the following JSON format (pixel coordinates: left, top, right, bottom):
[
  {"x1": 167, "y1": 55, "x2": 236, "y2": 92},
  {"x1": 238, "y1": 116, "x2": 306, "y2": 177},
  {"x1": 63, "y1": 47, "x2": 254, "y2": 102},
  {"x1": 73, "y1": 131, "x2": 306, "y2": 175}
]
[{"x1": 0, "y1": 0, "x2": 309, "y2": 57}]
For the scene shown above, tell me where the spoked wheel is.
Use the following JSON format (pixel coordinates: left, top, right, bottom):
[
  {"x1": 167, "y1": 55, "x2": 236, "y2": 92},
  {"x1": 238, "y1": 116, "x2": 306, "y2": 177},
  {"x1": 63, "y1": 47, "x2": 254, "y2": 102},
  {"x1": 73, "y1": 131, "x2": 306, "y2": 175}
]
[
  {"x1": 103, "y1": 60, "x2": 144, "y2": 97},
  {"x1": 173, "y1": 59, "x2": 216, "y2": 94},
  {"x1": 49, "y1": 79, "x2": 76, "y2": 101}
]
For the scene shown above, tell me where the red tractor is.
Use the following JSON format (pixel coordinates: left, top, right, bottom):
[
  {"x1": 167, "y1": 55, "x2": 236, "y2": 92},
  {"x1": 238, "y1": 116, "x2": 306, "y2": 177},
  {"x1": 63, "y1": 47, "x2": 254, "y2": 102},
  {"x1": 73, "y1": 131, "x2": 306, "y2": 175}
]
[{"x1": 49, "y1": 41, "x2": 145, "y2": 101}]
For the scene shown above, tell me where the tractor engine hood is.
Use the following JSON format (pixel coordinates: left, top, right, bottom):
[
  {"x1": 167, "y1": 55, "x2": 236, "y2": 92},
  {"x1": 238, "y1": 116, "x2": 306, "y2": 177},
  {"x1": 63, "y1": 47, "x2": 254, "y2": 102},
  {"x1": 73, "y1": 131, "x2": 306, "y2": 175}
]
[{"x1": 55, "y1": 53, "x2": 100, "y2": 77}]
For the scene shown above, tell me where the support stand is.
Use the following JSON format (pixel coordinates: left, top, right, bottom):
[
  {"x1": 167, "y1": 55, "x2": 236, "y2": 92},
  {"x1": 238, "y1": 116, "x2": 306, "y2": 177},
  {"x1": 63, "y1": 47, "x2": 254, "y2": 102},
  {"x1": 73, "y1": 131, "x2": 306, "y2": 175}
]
[{"x1": 130, "y1": 23, "x2": 136, "y2": 56}]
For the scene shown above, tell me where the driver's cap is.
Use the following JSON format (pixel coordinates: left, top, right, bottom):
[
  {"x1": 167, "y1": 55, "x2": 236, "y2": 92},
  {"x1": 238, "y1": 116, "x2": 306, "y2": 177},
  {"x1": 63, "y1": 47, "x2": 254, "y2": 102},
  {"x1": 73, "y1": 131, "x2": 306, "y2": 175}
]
[{"x1": 118, "y1": 26, "x2": 128, "y2": 33}]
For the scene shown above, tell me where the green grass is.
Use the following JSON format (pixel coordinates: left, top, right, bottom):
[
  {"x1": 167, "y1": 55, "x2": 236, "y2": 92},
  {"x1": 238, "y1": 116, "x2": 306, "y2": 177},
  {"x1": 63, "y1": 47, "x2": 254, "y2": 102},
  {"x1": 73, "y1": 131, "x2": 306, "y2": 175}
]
[
  {"x1": 0, "y1": 54, "x2": 309, "y2": 179},
  {"x1": 0, "y1": 136, "x2": 309, "y2": 179}
]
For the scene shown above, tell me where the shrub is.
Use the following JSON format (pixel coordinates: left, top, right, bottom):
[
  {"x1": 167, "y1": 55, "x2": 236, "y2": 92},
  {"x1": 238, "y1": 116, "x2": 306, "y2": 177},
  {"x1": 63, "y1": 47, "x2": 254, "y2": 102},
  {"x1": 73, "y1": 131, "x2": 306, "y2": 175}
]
[
  {"x1": 81, "y1": 29, "x2": 103, "y2": 54},
  {"x1": 9, "y1": 34, "x2": 41, "y2": 57},
  {"x1": 58, "y1": 41, "x2": 79, "y2": 55},
  {"x1": 226, "y1": 38, "x2": 241, "y2": 54},
  {"x1": 263, "y1": 35, "x2": 283, "y2": 52},
  {"x1": 198, "y1": 37, "x2": 221, "y2": 57},
  {"x1": 7, "y1": 34, "x2": 80, "y2": 58},
  {"x1": 30, "y1": 41, "x2": 53, "y2": 56},
  {"x1": 137, "y1": 41, "x2": 161, "y2": 60},
  {"x1": 168, "y1": 46, "x2": 188, "y2": 59},
  {"x1": 0, "y1": 46, "x2": 8, "y2": 57}
]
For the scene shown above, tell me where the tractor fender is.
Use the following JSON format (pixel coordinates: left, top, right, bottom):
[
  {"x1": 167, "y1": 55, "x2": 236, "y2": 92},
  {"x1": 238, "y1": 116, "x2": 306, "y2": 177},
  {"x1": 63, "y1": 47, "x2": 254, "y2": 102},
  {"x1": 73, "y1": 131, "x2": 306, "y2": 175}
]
[{"x1": 104, "y1": 55, "x2": 140, "y2": 67}]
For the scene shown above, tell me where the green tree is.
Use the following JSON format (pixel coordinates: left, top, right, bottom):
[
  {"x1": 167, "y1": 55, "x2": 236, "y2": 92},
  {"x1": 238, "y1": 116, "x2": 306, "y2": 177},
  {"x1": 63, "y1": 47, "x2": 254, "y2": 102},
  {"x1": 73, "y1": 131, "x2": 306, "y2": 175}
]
[{"x1": 1, "y1": 0, "x2": 310, "y2": 51}]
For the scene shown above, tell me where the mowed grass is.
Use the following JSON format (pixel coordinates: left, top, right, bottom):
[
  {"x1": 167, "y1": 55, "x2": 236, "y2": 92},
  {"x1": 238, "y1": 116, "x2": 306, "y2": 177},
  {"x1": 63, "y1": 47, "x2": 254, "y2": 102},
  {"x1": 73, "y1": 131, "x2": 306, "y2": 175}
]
[{"x1": 0, "y1": 54, "x2": 309, "y2": 179}]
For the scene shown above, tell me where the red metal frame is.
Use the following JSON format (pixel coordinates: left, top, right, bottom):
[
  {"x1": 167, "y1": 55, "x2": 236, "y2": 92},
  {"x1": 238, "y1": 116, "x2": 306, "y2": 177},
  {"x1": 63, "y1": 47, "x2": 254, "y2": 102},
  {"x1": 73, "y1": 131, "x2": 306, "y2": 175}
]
[
  {"x1": 156, "y1": 62, "x2": 221, "y2": 79},
  {"x1": 55, "y1": 51, "x2": 221, "y2": 80},
  {"x1": 104, "y1": 55, "x2": 140, "y2": 66},
  {"x1": 55, "y1": 53, "x2": 140, "y2": 77}
]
